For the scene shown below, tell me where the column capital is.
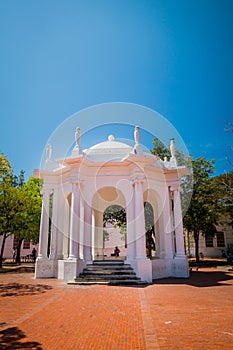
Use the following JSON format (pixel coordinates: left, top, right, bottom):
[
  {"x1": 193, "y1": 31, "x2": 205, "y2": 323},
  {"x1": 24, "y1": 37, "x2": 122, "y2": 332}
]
[
  {"x1": 170, "y1": 185, "x2": 182, "y2": 193},
  {"x1": 70, "y1": 177, "x2": 81, "y2": 185},
  {"x1": 131, "y1": 174, "x2": 146, "y2": 185},
  {"x1": 40, "y1": 187, "x2": 53, "y2": 196}
]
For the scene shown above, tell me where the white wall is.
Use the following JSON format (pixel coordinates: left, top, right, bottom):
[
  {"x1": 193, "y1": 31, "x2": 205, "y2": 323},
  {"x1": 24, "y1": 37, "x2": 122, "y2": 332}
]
[{"x1": 185, "y1": 222, "x2": 233, "y2": 258}]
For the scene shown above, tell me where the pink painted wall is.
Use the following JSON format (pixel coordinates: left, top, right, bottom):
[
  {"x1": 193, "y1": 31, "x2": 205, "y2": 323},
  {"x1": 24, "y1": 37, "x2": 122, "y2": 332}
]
[{"x1": 0, "y1": 235, "x2": 38, "y2": 260}]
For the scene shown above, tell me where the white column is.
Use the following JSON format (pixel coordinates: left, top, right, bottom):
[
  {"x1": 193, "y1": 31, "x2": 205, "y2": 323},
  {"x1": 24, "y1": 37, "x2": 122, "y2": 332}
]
[
  {"x1": 94, "y1": 211, "x2": 103, "y2": 258},
  {"x1": 172, "y1": 186, "x2": 185, "y2": 257},
  {"x1": 91, "y1": 210, "x2": 95, "y2": 259},
  {"x1": 129, "y1": 177, "x2": 152, "y2": 283},
  {"x1": 161, "y1": 187, "x2": 174, "y2": 259},
  {"x1": 62, "y1": 195, "x2": 70, "y2": 259},
  {"x1": 154, "y1": 219, "x2": 160, "y2": 257},
  {"x1": 38, "y1": 189, "x2": 50, "y2": 259},
  {"x1": 126, "y1": 191, "x2": 135, "y2": 262},
  {"x1": 134, "y1": 180, "x2": 147, "y2": 259},
  {"x1": 49, "y1": 189, "x2": 59, "y2": 260},
  {"x1": 56, "y1": 191, "x2": 65, "y2": 260},
  {"x1": 83, "y1": 201, "x2": 92, "y2": 263},
  {"x1": 79, "y1": 193, "x2": 84, "y2": 260},
  {"x1": 69, "y1": 182, "x2": 80, "y2": 259}
]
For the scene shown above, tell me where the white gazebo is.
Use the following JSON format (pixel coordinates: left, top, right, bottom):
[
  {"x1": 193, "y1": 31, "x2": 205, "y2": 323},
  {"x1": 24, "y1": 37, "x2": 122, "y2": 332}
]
[{"x1": 35, "y1": 126, "x2": 189, "y2": 283}]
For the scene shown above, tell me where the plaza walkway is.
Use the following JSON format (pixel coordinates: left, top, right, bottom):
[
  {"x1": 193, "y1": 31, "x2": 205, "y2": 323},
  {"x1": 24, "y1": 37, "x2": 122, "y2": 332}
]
[{"x1": 0, "y1": 267, "x2": 233, "y2": 349}]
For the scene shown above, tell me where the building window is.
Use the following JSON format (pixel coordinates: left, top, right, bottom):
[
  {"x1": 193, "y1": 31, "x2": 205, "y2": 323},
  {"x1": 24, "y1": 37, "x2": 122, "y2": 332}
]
[
  {"x1": 23, "y1": 240, "x2": 30, "y2": 249},
  {"x1": 216, "y1": 232, "x2": 225, "y2": 247},
  {"x1": 205, "y1": 236, "x2": 214, "y2": 247}
]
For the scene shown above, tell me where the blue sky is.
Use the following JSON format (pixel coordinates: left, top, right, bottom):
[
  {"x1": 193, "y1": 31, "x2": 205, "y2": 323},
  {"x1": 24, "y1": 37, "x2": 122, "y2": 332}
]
[{"x1": 0, "y1": 0, "x2": 232, "y2": 178}]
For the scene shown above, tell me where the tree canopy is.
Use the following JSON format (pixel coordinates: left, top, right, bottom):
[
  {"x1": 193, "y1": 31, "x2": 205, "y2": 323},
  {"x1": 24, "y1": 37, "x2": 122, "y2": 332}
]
[
  {"x1": 215, "y1": 171, "x2": 233, "y2": 226},
  {"x1": 0, "y1": 153, "x2": 42, "y2": 266},
  {"x1": 12, "y1": 177, "x2": 42, "y2": 263},
  {"x1": 103, "y1": 205, "x2": 126, "y2": 227},
  {"x1": 183, "y1": 157, "x2": 223, "y2": 262},
  {"x1": 150, "y1": 137, "x2": 170, "y2": 159}
]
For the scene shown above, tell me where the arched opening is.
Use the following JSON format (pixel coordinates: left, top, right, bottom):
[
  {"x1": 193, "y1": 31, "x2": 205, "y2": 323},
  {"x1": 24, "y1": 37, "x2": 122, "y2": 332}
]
[
  {"x1": 103, "y1": 205, "x2": 127, "y2": 259},
  {"x1": 92, "y1": 186, "x2": 126, "y2": 260},
  {"x1": 144, "y1": 189, "x2": 161, "y2": 259},
  {"x1": 144, "y1": 202, "x2": 156, "y2": 258}
]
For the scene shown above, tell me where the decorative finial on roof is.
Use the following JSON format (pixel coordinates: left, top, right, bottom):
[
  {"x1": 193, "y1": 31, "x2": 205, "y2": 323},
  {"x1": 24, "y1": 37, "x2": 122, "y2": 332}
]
[
  {"x1": 72, "y1": 127, "x2": 83, "y2": 157},
  {"x1": 133, "y1": 125, "x2": 143, "y2": 155},
  {"x1": 170, "y1": 138, "x2": 176, "y2": 158},
  {"x1": 44, "y1": 143, "x2": 54, "y2": 170},
  {"x1": 46, "y1": 143, "x2": 52, "y2": 162},
  {"x1": 108, "y1": 135, "x2": 115, "y2": 141},
  {"x1": 75, "y1": 127, "x2": 81, "y2": 146},
  {"x1": 134, "y1": 126, "x2": 140, "y2": 144},
  {"x1": 169, "y1": 138, "x2": 177, "y2": 167}
]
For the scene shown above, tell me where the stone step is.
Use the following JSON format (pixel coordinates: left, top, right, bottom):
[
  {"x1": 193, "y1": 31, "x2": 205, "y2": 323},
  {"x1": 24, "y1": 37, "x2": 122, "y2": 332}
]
[
  {"x1": 109, "y1": 280, "x2": 148, "y2": 286},
  {"x1": 68, "y1": 280, "x2": 109, "y2": 285},
  {"x1": 86, "y1": 266, "x2": 133, "y2": 271},
  {"x1": 84, "y1": 266, "x2": 134, "y2": 272},
  {"x1": 92, "y1": 260, "x2": 125, "y2": 265},
  {"x1": 76, "y1": 274, "x2": 140, "y2": 281},
  {"x1": 68, "y1": 261, "x2": 145, "y2": 286},
  {"x1": 81, "y1": 270, "x2": 136, "y2": 276},
  {"x1": 88, "y1": 263, "x2": 131, "y2": 267},
  {"x1": 68, "y1": 279, "x2": 147, "y2": 286}
]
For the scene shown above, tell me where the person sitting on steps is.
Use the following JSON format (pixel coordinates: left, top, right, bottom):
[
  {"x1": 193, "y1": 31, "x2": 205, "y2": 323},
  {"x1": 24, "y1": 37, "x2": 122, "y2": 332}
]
[{"x1": 114, "y1": 246, "x2": 120, "y2": 257}]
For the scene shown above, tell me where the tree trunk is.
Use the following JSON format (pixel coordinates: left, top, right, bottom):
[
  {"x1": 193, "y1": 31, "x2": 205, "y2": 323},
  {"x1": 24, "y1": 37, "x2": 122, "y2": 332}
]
[
  {"x1": 0, "y1": 232, "x2": 7, "y2": 268},
  {"x1": 194, "y1": 229, "x2": 200, "y2": 264},
  {"x1": 187, "y1": 231, "x2": 191, "y2": 256},
  {"x1": 15, "y1": 239, "x2": 23, "y2": 264}
]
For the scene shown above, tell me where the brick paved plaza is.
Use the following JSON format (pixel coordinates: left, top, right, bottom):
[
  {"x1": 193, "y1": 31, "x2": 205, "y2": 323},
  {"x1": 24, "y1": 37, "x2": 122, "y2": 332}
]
[{"x1": 0, "y1": 267, "x2": 233, "y2": 349}]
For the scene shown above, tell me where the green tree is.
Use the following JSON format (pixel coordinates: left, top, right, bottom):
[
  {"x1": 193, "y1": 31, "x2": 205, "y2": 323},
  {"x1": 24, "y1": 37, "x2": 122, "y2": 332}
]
[
  {"x1": 183, "y1": 157, "x2": 223, "y2": 263},
  {"x1": 0, "y1": 153, "x2": 42, "y2": 267},
  {"x1": 144, "y1": 202, "x2": 156, "y2": 257},
  {"x1": 103, "y1": 205, "x2": 126, "y2": 227},
  {"x1": 150, "y1": 137, "x2": 192, "y2": 167},
  {"x1": 18, "y1": 170, "x2": 25, "y2": 188},
  {"x1": 150, "y1": 137, "x2": 170, "y2": 159},
  {"x1": 225, "y1": 121, "x2": 233, "y2": 168},
  {"x1": 103, "y1": 205, "x2": 127, "y2": 244},
  {"x1": 0, "y1": 154, "x2": 19, "y2": 267},
  {"x1": 215, "y1": 171, "x2": 233, "y2": 226},
  {"x1": 12, "y1": 177, "x2": 42, "y2": 264}
]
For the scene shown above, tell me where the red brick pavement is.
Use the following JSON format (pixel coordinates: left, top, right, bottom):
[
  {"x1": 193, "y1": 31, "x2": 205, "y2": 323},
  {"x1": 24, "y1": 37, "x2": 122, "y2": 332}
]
[{"x1": 0, "y1": 267, "x2": 233, "y2": 349}]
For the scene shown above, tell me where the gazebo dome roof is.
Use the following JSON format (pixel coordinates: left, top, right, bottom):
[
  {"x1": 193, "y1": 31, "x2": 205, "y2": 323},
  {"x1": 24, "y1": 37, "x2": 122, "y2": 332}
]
[{"x1": 84, "y1": 135, "x2": 133, "y2": 162}]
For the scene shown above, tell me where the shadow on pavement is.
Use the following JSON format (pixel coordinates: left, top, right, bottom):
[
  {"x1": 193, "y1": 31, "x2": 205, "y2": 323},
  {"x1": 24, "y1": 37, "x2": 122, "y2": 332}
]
[
  {"x1": 0, "y1": 283, "x2": 52, "y2": 297},
  {"x1": 0, "y1": 327, "x2": 42, "y2": 350},
  {"x1": 0, "y1": 264, "x2": 35, "y2": 274},
  {"x1": 154, "y1": 270, "x2": 233, "y2": 288}
]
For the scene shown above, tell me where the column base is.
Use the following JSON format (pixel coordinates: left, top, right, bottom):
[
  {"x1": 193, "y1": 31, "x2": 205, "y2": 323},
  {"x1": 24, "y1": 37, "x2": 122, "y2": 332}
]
[
  {"x1": 130, "y1": 258, "x2": 152, "y2": 283},
  {"x1": 35, "y1": 258, "x2": 57, "y2": 278},
  {"x1": 84, "y1": 260, "x2": 92, "y2": 265},
  {"x1": 171, "y1": 256, "x2": 189, "y2": 277},
  {"x1": 57, "y1": 259, "x2": 86, "y2": 282},
  {"x1": 68, "y1": 255, "x2": 77, "y2": 260},
  {"x1": 36, "y1": 255, "x2": 48, "y2": 261},
  {"x1": 151, "y1": 257, "x2": 189, "y2": 279},
  {"x1": 175, "y1": 253, "x2": 186, "y2": 259}
]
